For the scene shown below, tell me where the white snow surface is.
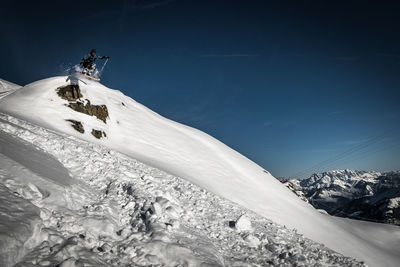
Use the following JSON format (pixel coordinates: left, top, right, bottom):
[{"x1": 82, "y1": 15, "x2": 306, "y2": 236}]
[
  {"x1": 0, "y1": 78, "x2": 22, "y2": 99},
  {"x1": 0, "y1": 113, "x2": 362, "y2": 267},
  {"x1": 0, "y1": 76, "x2": 399, "y2": 266}
]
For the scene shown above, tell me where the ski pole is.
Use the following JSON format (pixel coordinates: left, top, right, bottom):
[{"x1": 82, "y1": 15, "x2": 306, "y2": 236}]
[{"x1": 99, "y1": 58, "x2": 109, "y2": 75}]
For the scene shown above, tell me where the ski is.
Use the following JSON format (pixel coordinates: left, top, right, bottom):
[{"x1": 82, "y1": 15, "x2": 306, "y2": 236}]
[{"x1": 77, "y1": 72, "x2": 101, "y2": 81}]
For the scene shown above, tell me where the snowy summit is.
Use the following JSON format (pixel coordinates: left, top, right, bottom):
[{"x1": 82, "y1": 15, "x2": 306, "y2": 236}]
[{"x1": 0, "y1": 76, "x2": 399, "y2": 266}]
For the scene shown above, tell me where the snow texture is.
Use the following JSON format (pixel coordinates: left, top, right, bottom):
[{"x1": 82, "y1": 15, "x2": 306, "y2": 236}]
[
  {"x1": 0, "y1": 78, "x2": 21, "y2": 99},
  {"x1": 0, "y1": 76, "x2": 399, "y2": 266},
  {"x1": 0, "y1": 113, "x2": 363, "y2": 266}
]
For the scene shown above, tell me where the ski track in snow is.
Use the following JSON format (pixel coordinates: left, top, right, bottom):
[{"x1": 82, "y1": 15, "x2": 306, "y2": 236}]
[{"x1": 0, "y1": 113, "x2": 364, "y2": 266}]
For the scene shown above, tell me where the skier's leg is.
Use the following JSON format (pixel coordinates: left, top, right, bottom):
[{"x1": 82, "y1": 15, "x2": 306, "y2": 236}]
[
  {"x1": 89, "y1": 64, "x2": 96, "y2": 75},
  {"x1": 80, "y1": 63, "x2": 87, "y2": 74}
]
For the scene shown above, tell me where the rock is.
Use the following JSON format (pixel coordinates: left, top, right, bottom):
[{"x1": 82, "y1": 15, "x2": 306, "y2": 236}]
[
  {"x1": 66, "y1": 120, "x2": 84, "y2": 133},
  {"x1": 57, "y1": 84, "x2": 109, "y2": 123},
  {"x1": 91, "y1": 129, "x2": 106, "y2": 139},
  {"x1": 86, "y1": 100, "x2": 109, "y2": 123},
  {"x1": 235, "y1": 215, "x2": 253, "y2": 232},
  {"x1": 68, "y1": 100, "x2": 109, "y2": 123},
  {"x1": 57, "y1": 85, "x2": 82, "y2": 101},
  {"x1": 228, "y1": 221, "x2": 236, "y2": 228}
]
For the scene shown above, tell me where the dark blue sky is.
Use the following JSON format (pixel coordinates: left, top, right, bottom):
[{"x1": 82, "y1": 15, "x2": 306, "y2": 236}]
[{"x1": 1, "y1": 0, "x2": 399, "y2": 178}]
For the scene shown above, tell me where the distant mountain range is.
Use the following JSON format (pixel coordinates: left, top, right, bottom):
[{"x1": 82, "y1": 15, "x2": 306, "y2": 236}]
[{"x1": 286, "y1": 170, "x2": 400, "y2": 225}]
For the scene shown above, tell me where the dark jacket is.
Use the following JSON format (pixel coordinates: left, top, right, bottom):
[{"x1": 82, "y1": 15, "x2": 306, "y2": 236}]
[{"x1": 81, "y1": 54, "x2": 108, "y2": 68}]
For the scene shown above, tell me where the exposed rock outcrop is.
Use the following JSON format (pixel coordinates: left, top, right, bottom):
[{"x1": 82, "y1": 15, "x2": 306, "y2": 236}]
[
  {"x1": 57, "y1": 85, "x2": 82, "y2": 101},
  {"x1": 57, "y1": 84, "x2": 109, "y2": 123},
  {"x1": 66, "y1": 120, "x2": 84, "y2": 133},
  {"x1": 91, "y1": 129, "x2": 107, "y2": 139},
  {"x1": 57, "y1": 84, "x2": 109, "y2": 139},
  {"x1": 68, "y1": 100, "x2": 109, "y2": 123}
]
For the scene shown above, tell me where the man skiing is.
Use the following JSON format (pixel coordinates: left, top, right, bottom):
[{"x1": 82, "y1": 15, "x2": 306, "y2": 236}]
[{"x1": 80, "y1": 49, "x2": 109, "y2": 76}]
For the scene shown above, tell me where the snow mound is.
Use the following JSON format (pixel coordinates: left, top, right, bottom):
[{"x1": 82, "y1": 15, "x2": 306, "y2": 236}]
[
  {"x1": 235, "y1": 215, "x2": 253, "y2": 232},
  {"x1": 0, "y1": 76, "x2": 399, "y2": 266}
]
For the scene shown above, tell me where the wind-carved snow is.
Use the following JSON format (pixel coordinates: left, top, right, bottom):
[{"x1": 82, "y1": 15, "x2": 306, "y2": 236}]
[
  {"x1": 0, "y1": 114, "x2": 363, "y2": 266},
  {"x1": 0, "y1": 131, "x2": 73, "y2": 187},
  {"x1": 0, "y1": 78, "x2": 21, "y2": 99},
  {"x1": 0, "y1": 76, "x2": 399, "y2": 266}
]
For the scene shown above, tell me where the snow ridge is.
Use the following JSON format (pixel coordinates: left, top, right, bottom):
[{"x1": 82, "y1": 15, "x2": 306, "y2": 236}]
[{"x1": 0, "y1": 78, "x2": 21, "y2": 99}]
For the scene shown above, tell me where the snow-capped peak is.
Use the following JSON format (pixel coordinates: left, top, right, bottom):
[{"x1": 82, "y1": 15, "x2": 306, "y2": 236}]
[{"x1": 301, "y1": 169, "x2": 382, "y2": 188}]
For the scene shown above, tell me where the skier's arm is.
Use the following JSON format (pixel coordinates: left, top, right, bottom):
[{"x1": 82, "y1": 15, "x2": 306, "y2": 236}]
[
  {"x1": 100, "y1": 56, "x2": 110, "y2": 59},
  {"x1": 82, "y1": 54, "x2": 90, "y2": 60}
]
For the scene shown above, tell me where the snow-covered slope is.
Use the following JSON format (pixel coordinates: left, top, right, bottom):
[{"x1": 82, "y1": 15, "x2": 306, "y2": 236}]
[
  {"x1": 1, "y1": 76, "x2": 399, "y2": 266},
  {"x1": 0, "y1": 78, "x2": 22, "y2": 99},
  {"x1": 0, "y1": 114, "x2": 363, "y2": 266}
]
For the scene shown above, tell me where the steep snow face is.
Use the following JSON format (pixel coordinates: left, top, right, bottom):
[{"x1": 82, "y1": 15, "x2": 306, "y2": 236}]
[
  {"x1": 0, "y1": 114, "x2": 363, "y2": 266},
  {"x1": 0, "y1": 78, "x2": 22, "y2": 99},
  {"x1": 1, "y1": 76, "x2": 400, "y2": 266}
]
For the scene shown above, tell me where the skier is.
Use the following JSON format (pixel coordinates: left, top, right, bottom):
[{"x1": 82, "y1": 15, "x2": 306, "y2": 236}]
[{"x1": 80, "y1": 49, "x2": 109, "y2": 76}]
